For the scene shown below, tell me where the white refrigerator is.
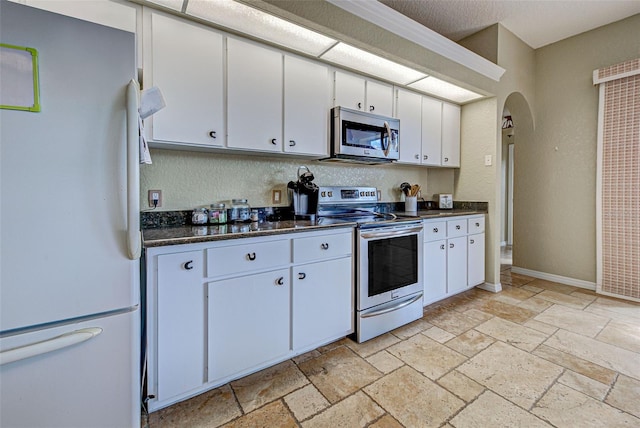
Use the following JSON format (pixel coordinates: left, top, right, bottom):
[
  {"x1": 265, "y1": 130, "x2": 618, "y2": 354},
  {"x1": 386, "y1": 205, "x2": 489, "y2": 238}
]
[{"x1": 0, "y1": 2, "x2": 141, "y2": 427}]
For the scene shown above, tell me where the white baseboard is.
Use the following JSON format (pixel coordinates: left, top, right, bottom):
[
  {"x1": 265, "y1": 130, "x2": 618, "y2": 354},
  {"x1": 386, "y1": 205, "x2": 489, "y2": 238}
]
[
  {"x1": 476, "y1": 282, "x2": 502, "y2": 293},
  {"x1": 511, "y1": 266, "x2": 596, "y2": 291}
]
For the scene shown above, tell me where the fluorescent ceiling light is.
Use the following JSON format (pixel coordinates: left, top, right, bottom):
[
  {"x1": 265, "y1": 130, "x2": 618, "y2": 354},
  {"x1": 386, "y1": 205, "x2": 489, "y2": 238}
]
[
  {"x1": 320, "y1": 42, "x2": 427, "y2": 85},
  {"x1": 145, "y1": 0, "x2": 183, "y2": 11},
  {"x1": 408, "y1": 76, "x2": 483, "y2": 104},
  {"x1": 184, "y1": 0, "x2": 337, "y2": 57}
]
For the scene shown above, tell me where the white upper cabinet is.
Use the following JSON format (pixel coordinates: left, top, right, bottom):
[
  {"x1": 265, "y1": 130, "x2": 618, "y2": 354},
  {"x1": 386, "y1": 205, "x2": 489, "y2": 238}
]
[
  {"x1": 442, "y1": 103, "x2": 461, "y2": 167},
  {"x1": 283, "y1": 55, "x2": 330, "y2": 156},
  {"x1": 421, "y1": 97, "x2": 443, "y2": 166},
  {"x1": 334, "y1": 71, "x2": 393, "y2": 117},
  {"x1": 148, "y1": 12, "x2": 224, "y2": 147},
  {"x1": 227, "y1": 38, "x2": 283, "y2": 152},
  {"x1": 396, "y1": 89, "x2": 422, "y2": 164},
  {"x1": 365, "y1": 80, "x2": 394, "y2": 117}
]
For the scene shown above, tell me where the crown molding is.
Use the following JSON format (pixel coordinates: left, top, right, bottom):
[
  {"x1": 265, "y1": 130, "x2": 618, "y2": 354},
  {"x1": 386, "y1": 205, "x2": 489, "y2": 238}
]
[{"x1": 325, "y1": 0, "x2": 505, "y2": 82}]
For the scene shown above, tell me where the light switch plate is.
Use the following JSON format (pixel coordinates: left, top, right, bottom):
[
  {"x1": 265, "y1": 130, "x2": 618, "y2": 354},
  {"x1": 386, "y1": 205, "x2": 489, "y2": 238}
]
[
  {"x1": 272, "y1": 189, "x2": 282, "y2": 204},
  {"x1": 484, "y1": 155, "x2": 492, "y2": 166}
]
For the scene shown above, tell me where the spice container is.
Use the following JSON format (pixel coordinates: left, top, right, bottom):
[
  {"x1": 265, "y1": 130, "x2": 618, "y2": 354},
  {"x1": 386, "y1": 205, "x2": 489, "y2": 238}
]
[
  {"x1": 209, "y1": 203, "x2": 227, "y2": 224},
  {"x1": 191, "y1": 207, "x2": 208, "y2": 225},
  {"x1": 250, "y1": 209, "x2": 259, "y2": 222},
  {"x1": 228, "y1": 199, "x2": 250, "y2": 222}
]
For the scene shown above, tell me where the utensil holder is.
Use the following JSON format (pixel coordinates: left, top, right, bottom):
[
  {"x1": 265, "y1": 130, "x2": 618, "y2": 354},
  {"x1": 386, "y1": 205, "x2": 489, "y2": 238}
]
[{"x1": 405, "y1": 196, "x2": 417, "y2": 213}]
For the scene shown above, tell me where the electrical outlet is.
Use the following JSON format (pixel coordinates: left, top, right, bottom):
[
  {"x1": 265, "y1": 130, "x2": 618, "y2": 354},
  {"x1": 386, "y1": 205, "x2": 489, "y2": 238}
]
[
  {"x1": 272, "y1": 189, "x2": 282, "y2": 204},
  {"x1": 484, "y1": 155, "x2": 492, "y2": 166},
  {"x1": 148, "y1": 189, "x2": 162, "y2": 208}
]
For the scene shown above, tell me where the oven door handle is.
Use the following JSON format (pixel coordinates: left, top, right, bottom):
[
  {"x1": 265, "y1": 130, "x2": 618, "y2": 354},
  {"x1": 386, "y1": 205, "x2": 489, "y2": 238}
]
[
  {"x1": 360, "y1": 226, "x2": 423, "y2": 239},
  {"x1": 361, "y1": 293, "x2": 423, "y2": 319}
]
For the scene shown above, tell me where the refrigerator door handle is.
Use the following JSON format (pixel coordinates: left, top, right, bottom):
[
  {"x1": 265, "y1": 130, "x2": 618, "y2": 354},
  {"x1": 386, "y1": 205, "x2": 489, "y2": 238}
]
[
  {"x1": 0, "y1": 328, "x2": 103, "y2": 366},
  {"x1": 126, "y1": 79, "x2": 142, "y2": 260}
]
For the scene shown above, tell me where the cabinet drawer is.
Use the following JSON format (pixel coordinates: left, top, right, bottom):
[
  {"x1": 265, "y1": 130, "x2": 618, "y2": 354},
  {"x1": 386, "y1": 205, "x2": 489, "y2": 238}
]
[
  {"x1": 447, "y1": 219, "x2": 467, "y2": 237},
  {"x1": 423, "y1": 221, "x2": 447, "y2": 242},
  {"x1": 207, "y1": 239, "x2": 290, "y2": 277},
  {"x1": 468, "y1": 216, "x2": 485, "y2": 234},
  {"x1": 293, "y1": 231, "x2": 352, "y2": 263}
]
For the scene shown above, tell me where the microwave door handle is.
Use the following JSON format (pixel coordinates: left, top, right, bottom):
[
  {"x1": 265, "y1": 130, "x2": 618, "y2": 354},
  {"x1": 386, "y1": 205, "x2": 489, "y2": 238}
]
[{"x1": 383, "y1": 121, "x2": 391, "y2": 157}]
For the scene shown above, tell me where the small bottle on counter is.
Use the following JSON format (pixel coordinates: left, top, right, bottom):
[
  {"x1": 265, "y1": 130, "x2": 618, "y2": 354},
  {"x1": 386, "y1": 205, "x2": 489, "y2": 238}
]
[
  {"x1": 209, "y1": 203, "x2": 227, "y2": 224},
  {"x1": 250, "y1": 209, "x2": 259, "y2": 222}
]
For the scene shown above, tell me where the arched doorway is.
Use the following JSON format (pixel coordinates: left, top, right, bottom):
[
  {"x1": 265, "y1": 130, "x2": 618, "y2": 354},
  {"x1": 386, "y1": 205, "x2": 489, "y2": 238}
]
[{"x1": 500, "y1": 92, "x2": 534, "y2": 270}]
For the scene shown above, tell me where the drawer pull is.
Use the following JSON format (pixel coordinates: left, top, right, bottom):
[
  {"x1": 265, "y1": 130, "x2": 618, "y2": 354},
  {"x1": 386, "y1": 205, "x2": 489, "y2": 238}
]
[
  {"x1": 475, "y1": 222, "x2": 480, "y2": 227},
  {"x1": 456, "y1": 225, "x2": 461, "y2": 230},
  {"x1": 369, "y1": 105, "x2": 375, "y2": 112},
  {"x1": 289, "y1": 140, "x2": 296, "y2": 147},
  {"x1": 449, "y1": 243, "x2": 455, "y2": 249},
  {"x1": 209, "y1": 131, "x2": 216, "y2": 139},
  {"x1": 184, "y1": 261, "x2": 194, "y2": 270},
  {"x1": 298, "y1": 272, "x2": 306, "y2": 280},
  {"x1": 444, "y1": 157, "x2": 449, "y2": 162},
  {"x1": 321, "y1": 243, "x2": 329, "y2": 250},
  {"x1": 415, "y1": 154, "x2": 419, "y2": 160},
  {"x1": 440, "y1": 244, "x2": 445, "y2": 250},
  {"x1": 247, "y1": 252, "x2": 256, "y2": 261},
  {"x1": 276, "y1": 277, "x2": 284, "y2": 286},
  {"x1": 470, "y1": 239, "x2": 475, "y2": 244},
  {"x1": 433, "y1": 227, "x2": 438, "y2": 233},
  {"x1": 271, "y1": 138, "x2": 277, "y2": 145},
  {"x1": 357, "y1": 102, "x2": 362, "y2": 109},
  {"x1": 424, "y1": 155, "x2": 428, "y2": 160}
]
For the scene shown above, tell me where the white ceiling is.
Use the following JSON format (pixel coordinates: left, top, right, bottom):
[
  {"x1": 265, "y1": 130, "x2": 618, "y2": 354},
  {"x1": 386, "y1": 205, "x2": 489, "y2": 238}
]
[{"x1": 379, "y1": 0, "x2": 640, "y2": 49}]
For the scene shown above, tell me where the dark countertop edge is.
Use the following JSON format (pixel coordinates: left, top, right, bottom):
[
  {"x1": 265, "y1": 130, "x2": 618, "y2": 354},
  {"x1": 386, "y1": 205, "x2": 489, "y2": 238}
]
[
  {"x1": 397, "y1": 209, "x2": 487, "y2": 219},
  {"x1": 142, "y1": 221, "x2": 357, "y2": 248}
]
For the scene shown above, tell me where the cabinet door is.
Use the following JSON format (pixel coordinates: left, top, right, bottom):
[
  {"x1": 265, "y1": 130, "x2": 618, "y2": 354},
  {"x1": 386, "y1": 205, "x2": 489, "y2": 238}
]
[
  {"x1": 468, "y1": 233, "x2": 485, "y2": 286},
  {"x1": 292, "y1": 258, "x2": 353, "y2": 350},
  {"x1": 334, "y1": 71, "x2": 365, "y2": 111},
  {"x1": 423, "y1": 240, "x2": 447, "y2": 305},
  {"x1": 447, "y1": 236, "x2": 468, "y2": 294},
  {"x1": 150, "y1": 13, "x2": 223, "y2": 146},
  {"x1": 227, "y1": 38, "x2": 283, "y2": 152},
  {"x1": 156, "y1": 251, "x2": 204, "y2": 401},
  {"x1": 421, "y1": 97, "x2": 442, "y2": 166},
  {"x1": 396, "y1": 89, "x2": 422, "y2": 164},
  {"x1": 284, "y1": 56, "x2": 329, "y2": 156},
  {"x1": 208, "y1": 269, "x2": 290, "y2": 381},
  {"x1": 442, "y1": 103, "x2": 461, "y2": 167},
  {"x1": 365, "y1": 80, "x2": 394, "y2": 117}
]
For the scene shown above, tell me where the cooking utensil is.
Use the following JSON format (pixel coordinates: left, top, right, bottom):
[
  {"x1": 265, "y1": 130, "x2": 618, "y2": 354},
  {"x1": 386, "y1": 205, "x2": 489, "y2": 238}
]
[
  {"x1": 400, "y1": 182, "x2": 411, "y2": 196},
  {"x1": 410, "y1": 184, "x2": 421, "y2": 196}
]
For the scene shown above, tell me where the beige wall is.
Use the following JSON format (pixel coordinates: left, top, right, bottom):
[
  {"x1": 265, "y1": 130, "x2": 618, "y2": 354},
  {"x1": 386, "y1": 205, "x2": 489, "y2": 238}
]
[
  {"x1": 515, "y1": 13, "x2": 640, "y2": 282},
  {"x1": 140, "y1": 149, "x2": 430, "y2": 210}
]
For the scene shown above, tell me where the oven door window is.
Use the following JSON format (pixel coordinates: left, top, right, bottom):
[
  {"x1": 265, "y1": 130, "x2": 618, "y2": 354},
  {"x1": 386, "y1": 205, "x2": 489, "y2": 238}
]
[
  {"x1": 343, "y1": 120, "x2": 389, "y2": 151},
  {"x1": 368, "y1": 234, "x2": 418, "y2": 296}
]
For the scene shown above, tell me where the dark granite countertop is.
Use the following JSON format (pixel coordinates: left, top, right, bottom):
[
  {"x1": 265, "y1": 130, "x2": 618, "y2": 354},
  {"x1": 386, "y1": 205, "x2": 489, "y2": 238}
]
[{"x1": 142, "y1": 219, "x2": 357, "y2": 248}]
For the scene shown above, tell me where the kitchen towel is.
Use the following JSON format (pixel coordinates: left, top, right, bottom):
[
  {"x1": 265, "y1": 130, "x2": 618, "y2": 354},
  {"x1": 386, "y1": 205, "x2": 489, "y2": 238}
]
[{"x1": 138, "y1": 116, "x2": 152, "y2": 165}]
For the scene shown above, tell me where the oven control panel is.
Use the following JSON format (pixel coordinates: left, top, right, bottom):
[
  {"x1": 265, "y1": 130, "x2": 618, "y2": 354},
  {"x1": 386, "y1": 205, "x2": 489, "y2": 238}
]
[{"x1": 318, "y1": 186, "x2": 378, "y2": 204}]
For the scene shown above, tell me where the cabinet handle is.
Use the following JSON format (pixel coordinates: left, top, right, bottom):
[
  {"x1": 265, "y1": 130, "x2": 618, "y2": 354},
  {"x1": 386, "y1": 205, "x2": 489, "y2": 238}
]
[
  {"x1": 424, "y1": 155, "x2": 428, "y2": 160},
  {"x1": 320, "y1": 243, "x2": 329, "y2": 250},
  {"x1": 450, "y1": 243, "x2": 455, "y2": 248},
  {"x1": 298, "y1": 272, "x2": 306, "y2": 280},
  {"x1": 184, "y1": 261, "x2": 194, "y2": 270},
  {"x1": 440, "y1": 244, "x2": 445, "y2": 250},
  {"x1": 415, "y1": 154, "x2": 420, "y2": 160},
  {"x1": 276, "y1": 277, "x2": 284, "y2": 286},
  {"x1": 456, "y1": 225, "x2": 461, "y2": 230},
  {"x1": 271, "y1": 138, "x2": 277, "y2": 145},
  {"x1": 444, "y1": 157, "x2": 449, "y2": 162},
  {"x1": 357, "y1": 102, "x2": 362, "y2": 109},
  {"x1": 433, "y1": 227, "x2": 438, "y2": 233},
  {"x1": 247, "y1": 252, "x2": 256, "y2": 261},
  {"x1": 209, "y1": 131, "x2": 216, "y2": 139},
  {"x1": 470, "y1": 239, "x2": 475, "y2": 244},
  {"x1": 369, "y1": 105, "x2": 375, "y2": 112},
  {"x1": 475, "y1": 222, "x2": 480, "y2": 227},
  {"x1": 289, "y1": 140, "x2": 296, "y2": 147}
]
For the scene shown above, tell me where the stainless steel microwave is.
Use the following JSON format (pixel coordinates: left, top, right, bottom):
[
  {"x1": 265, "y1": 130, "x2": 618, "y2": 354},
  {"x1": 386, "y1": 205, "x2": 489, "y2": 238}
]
[{"x1": 325, "y1": 107, "x2": 399, "y2": 164}]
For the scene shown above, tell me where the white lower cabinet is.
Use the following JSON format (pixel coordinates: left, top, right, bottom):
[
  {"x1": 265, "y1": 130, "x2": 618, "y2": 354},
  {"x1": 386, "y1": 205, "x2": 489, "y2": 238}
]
[
  {"x1": 145, "y1": 228, "x2": 353, "y2": 412},
  {"x1": 155, "y1": 251, "x2": 205, "y2": 402},
  {"x1": 208, "y1": 269, "x2": 290, "y2": 381},
  {"x1": 423, "y1": 215, "x2": 485, "y2": 306},
  {"x1": 292, "y1": 257, "x2": 353, "y2": 350}
]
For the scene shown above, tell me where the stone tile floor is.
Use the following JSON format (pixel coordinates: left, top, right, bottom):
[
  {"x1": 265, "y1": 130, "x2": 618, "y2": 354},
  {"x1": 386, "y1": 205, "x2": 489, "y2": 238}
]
[{"x1": 145, "y1": 269, "x2": 640, "y2": 427}]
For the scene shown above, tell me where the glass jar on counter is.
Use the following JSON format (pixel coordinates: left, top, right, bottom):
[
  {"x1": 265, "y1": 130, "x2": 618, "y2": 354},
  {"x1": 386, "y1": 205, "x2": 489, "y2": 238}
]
[
  {"x1": 209, "y1": 203, "x2": 227, "y2": 224},
  {"x1": 191, "y1": 207, "x2": 209, "y2": 225},
  {"x1": 228, "y1": 199, "x2": 250, "y2": 222}
]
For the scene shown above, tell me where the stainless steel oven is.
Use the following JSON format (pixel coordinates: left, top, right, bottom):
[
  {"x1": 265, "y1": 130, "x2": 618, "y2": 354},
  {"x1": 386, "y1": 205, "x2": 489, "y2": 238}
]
[{"x1": 356, "y1": 221, "x2": 423, "y2": 342}]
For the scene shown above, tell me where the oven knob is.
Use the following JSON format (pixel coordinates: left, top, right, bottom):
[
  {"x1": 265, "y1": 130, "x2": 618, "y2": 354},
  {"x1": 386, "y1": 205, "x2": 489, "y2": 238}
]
[
  {"x1": 328, "y1": 191, "x2": 333, "y2": 197},
  {"x1": 321, "y1": 191, "x2": 326, "y2": 197}
]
